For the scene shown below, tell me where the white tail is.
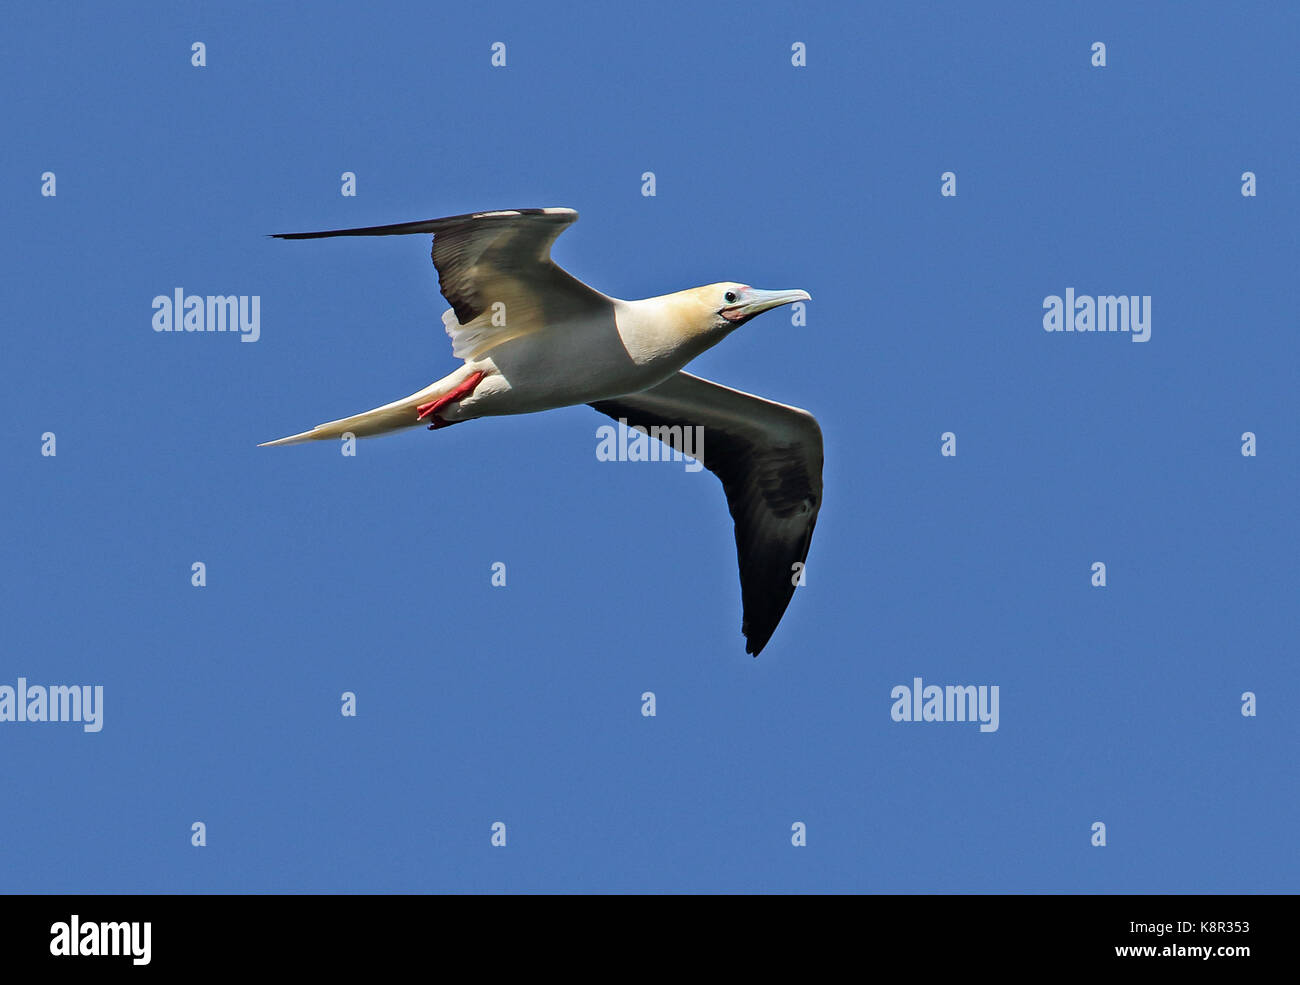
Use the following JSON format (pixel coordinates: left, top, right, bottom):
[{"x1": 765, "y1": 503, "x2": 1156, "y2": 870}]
[{"x1": 259, "y1": 369, "x2": 471, "y2": 446}]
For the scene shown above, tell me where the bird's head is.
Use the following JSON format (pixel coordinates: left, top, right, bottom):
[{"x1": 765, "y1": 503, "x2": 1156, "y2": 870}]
[
  {"x1": 647, "y1": 282, "x2": 812, "y2": 365},
  {"x1": 703, "y1": 282, "x2": 811, "y2": 330}
]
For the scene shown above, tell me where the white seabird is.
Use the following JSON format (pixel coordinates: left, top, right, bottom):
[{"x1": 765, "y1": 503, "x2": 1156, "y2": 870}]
[{"x1": 262, "y1": 208, "x2": 822, "y2": 656}]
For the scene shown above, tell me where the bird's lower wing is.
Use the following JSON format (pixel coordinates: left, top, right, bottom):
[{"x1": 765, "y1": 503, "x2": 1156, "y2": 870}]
[{"x1": 589, "y1": 372, "x2": 824, "y2": 656}]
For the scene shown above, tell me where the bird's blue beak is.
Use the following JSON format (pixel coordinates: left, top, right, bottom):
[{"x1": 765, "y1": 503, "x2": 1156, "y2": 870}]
[{"x1": 722, "y1": 287, "x2": 812, "y2": 322}]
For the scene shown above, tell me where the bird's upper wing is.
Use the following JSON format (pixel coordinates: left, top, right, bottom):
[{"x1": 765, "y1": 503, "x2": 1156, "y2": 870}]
[
  {"x1": 589, "y1": 372, "x2": 823, "y2": 656},
  {"x1": 273, "y1": 208, "x2": 607, "y2": 360}
]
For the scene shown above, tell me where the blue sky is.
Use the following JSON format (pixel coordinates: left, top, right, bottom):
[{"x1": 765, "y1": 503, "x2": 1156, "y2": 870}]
[{"x1": 2, "y1": 1, "x2": 1296, "y2": 892}]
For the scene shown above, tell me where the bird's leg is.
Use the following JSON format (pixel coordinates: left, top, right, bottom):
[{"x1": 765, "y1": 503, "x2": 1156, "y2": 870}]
[{"x1": 416, "y1": 370, "x2": 486, "y2": 429}]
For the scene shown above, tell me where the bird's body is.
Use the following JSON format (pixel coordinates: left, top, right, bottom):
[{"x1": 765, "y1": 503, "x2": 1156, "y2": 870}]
[
  {"x1": 263, "y1": 208, "x2": 822, "y2": 656},
  {"x1": 442, "y1": 290, "x2": 724, "y2": 421}
]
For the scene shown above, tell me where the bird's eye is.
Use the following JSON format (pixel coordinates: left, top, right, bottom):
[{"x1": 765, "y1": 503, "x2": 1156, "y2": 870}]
[{"x1": 724, "y1": 291, "x2": 737, "y2": 304}]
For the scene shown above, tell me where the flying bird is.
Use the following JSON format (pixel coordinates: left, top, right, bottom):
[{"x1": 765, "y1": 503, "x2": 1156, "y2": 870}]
[{"x1": 262, "y1": 209, "x2": 822, "y2": 656}]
